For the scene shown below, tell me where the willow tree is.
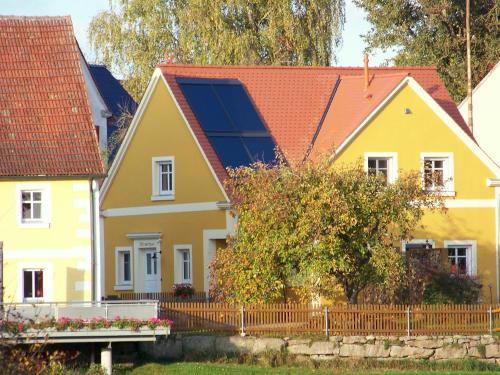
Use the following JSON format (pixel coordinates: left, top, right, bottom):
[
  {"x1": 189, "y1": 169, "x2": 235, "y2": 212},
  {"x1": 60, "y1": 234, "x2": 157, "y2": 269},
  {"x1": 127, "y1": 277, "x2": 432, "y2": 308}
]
[
  {"x1": 89, "y1": 0, "x2": 345, "y2": 100},
  {"x1": 210, "y1": 157, "x2": 444, "y2": 304}
]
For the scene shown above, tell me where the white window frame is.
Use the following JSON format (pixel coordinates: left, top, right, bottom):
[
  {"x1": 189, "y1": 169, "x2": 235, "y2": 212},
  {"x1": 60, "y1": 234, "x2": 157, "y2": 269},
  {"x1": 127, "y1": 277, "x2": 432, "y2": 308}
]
[
  {"x1": 16, "y1": 183, "x2": 51, "y2": 228},
  {"x1": 151, "y1": 156, "x2": 175, "y2": 201},
  {"x1": 364, "y1": 152, "x2": 398, "y2": 184},
  {"x1": 114, "y1": 246, "x2": 133, "y2": 290},
  {"x1": 16, "y1": 262, "x2": 52, "y2": 303},
  {"x1": 22, "y1": 268, "x2": 45, "y2": 302},
  {"x1": 174, "y1": 244, "x2": 192, "y2": 284},
  {"x1": 401, "y1": 238, "x2": 435, "y2": 253},
  {"x1": 444, "y1": 240, "x2": 477, "y2": 276},
  {"x1": 420, "y1": 152, "x2": 455, "y2": 195}
]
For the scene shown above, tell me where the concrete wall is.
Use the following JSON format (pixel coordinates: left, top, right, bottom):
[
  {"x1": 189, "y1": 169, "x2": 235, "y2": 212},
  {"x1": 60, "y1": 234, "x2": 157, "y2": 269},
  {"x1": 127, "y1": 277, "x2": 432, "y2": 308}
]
[{"x1": 141, "y1": 334, "x2": 500, "y2": 363}]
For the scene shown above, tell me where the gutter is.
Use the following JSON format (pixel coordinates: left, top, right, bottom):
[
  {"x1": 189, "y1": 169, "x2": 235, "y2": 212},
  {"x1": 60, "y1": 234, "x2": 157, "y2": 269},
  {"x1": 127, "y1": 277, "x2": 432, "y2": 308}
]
[
  {"x1": 487, "y1": 178, "x2": 500, "y2": 187},
  {"x1": 90, "y1": 179, "x2": 102, "y2": 301}
]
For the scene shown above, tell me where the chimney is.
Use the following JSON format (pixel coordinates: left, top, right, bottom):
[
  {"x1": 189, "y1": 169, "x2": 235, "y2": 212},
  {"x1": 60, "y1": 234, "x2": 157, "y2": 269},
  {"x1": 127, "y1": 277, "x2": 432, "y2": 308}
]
[{"x1": 364, "y1": 53, "x2": 369, "y2": 90}]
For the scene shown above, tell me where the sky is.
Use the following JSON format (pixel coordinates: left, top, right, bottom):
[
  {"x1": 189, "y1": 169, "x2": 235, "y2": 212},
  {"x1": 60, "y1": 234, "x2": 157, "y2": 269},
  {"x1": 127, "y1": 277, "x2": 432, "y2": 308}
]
[{"x1": 1, "y1": 0, "x2": 395, "y2": 67}]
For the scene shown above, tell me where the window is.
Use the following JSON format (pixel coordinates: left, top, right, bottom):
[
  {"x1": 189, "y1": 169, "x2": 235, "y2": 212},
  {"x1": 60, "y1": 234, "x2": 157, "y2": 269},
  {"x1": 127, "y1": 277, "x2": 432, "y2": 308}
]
[
  {"x1": 421, "y1": 153, "x2": 454, "y2": 193},
  {"x1": 115, "y1": 247, "x2": 133, "y2": 289},
  {"x1": 152, "y1": 156, "x2": 175, "y2": 200},
  {"x1": 174, "y1": 245, "x2": 192, "y2": 284},
  {"x1": 21, "y1": 190, "x2": 43, "y2": 222},
  {"x1": 447, "y1": 246, "x2": 468, "y2": 275},
  {"x1": 364, "y1": 153, "x2": 397, "y2": 183},
  {"x1": 444, "y1": 241, "x2": 476, "y2": 276},
  {"x1": 23, "y1": 269, "x2": 44, "y2": 301},
  {"x1": 16, "y1": 184, "x2": 51, "y2": 227},
  {"x1": 181, "y1": 250, "x2": 191, "y2": 282},
  {"x1": 404, "y1": 239, "x2": 434, "y2": 251}
]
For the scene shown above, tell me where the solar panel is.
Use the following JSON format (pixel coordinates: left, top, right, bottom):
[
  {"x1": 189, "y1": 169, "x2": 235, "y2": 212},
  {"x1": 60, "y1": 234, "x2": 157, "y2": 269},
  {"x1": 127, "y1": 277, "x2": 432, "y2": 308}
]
[
  {"x1": 177, "y1": 77, "x2": 278, "y2": 169},
  {"x1": 241, "y1": 136, "x2": 276, "y2": 164},
  {"x1": 208, "y1": 136, "x2": 252, "y2": 168},
  {"x1": 212, "y1": 84, "x2": 266, "y2": 132},
  {"x1": 177, "y1": 83, "x2": 234, "y2": 132}
]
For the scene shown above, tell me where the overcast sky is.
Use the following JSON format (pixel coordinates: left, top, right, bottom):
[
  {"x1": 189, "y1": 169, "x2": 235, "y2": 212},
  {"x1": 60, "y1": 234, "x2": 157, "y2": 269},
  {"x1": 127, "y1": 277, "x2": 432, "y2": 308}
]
[{"x1": 2, "y1": 0, "x2": 395, "y2": 68}]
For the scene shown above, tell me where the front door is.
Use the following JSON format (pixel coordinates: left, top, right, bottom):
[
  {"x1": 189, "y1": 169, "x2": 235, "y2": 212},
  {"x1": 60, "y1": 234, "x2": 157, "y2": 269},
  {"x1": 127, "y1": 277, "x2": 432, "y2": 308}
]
[{"x1": 143, "y1": 248, "x2": 160, "y2": 292}]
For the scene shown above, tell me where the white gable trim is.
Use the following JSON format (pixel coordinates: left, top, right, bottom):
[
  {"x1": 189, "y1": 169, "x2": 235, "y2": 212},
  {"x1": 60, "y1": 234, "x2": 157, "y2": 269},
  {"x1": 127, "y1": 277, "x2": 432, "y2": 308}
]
[
  {"x1": 333, "y1": 77, "x2": 500, "y2": 178},
  {"x1": 100, "y1": 73, "x2": 161, "y2": 202},
  {"x1": 158, "y1": 71, "x2": 229, "y2": 202},
  {"x1": 100, "y1": 68, "x2": 229, "y2": 204},
  {"x1": 333, "y1": 77, "x2": 408, "y2": 157}
]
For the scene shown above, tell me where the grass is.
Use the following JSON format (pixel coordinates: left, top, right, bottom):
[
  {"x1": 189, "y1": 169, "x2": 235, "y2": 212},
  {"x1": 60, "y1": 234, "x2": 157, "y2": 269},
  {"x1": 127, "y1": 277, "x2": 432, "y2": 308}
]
[{"x1": 115, "y1": 359, "x2": 500, "y2": 375}]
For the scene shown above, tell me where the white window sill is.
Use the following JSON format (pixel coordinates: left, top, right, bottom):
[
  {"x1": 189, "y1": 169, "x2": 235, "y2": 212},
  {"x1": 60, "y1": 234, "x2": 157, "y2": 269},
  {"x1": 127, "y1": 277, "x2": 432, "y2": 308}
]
[
  {"x1": 425, "y1": 190, "x2": 456, "y2": 197},
  {"x1": 175, "y1": 280, "x2": 192, "y2": 285},
  {"x1": 24, "y1": 298, "x2": 44, "y2": 303},
  {"x1": 151, "y1": 194, "x2": 175, "y2": 201},
  {"x1": 113, "y1": 284, "x2": 133, "y2": 291},
  {"x1": 19, "y1": 221, "x2": 50, "y2": 228}
]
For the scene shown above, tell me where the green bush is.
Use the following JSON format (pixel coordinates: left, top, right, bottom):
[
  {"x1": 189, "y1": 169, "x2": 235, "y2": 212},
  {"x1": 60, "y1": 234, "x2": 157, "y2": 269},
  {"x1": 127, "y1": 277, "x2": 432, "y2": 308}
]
[{"x1": 423, "y1": 272, "x2": 482, "y2": 304}]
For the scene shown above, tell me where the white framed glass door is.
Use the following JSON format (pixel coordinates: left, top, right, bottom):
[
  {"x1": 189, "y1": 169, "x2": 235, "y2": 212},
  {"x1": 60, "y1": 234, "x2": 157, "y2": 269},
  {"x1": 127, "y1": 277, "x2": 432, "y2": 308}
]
[{"x1": 142, "y1": 247, "x2": 160, "y2": 292}]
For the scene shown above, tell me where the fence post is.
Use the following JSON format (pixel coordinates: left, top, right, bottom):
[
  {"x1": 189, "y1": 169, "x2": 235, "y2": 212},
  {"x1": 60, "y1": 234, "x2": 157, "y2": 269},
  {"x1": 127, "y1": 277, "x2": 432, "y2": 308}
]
[
  {"x1": 240, "y1": 305, "x2": 245, "y2": 336},
  {"x1": 488, "y1": 306, "x2": 493, "y2": 335},
  {"x1": 324, "y1": 306, "x2": 329, "y2": 338},
  {"x1": 105, "y1": 302, "x2": 108, "y2": 320},
  {"x1": 406, "y1": 306, "x2": 411, "y2": 337}
]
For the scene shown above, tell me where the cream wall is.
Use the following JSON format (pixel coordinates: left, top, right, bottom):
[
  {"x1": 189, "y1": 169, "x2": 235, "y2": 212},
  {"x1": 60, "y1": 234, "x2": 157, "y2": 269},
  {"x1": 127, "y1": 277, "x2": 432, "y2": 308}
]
[
  {"x1": 101, "y1": 75, "x2": 230, "y2": 297},
  {"x1": 0, "y1": 179, "x2": 93, "y2": 302},
  {"x1": 458, "y1": 62, "x2": 500, "y2": 166},
  {"x1": 333, "y1": 84, "x2": 499, "y2": 301}
]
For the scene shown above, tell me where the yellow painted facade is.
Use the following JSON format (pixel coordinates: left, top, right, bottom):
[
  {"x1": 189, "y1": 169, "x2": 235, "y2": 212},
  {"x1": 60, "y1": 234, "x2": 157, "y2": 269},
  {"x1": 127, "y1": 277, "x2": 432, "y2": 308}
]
[
  {"x1": 0, "y1": 179, "x2": 93, "y2": 302},
  {"x1": 332, "y1": 83, "x2": 499, "y2": 301},
  {"x1": 101, "y1": 74, "x2": 230, "y2": 297}
]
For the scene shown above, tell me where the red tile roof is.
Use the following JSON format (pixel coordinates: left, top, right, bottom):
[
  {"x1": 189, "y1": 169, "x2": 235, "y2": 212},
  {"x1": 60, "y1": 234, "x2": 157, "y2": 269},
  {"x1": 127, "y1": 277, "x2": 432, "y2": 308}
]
[
  {"x1": 0, "y1": 16, "x2": 104, "y2": 177},
  {"x1": 159, "y1": 64, "x2": 469, "y2": 182},
  {"x1": 311, "y1": 73, "x2": 409, "y2": 158}
]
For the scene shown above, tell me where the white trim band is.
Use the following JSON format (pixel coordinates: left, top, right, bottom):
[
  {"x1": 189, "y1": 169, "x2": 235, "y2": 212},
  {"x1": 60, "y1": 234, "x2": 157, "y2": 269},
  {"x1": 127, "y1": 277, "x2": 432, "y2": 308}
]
[
  {"x1": 444, "y1": 199, "x2": 496, "y2": 208},
  {"x1": 102, "y1": 201, "x2": 222, "y2": 217}
]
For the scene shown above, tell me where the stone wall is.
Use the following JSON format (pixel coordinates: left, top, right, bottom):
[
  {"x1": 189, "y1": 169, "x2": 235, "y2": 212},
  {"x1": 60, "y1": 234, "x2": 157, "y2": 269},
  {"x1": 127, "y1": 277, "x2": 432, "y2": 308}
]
[{"x1": 140, "y1": 334, "x2": 500, "y2": 363}]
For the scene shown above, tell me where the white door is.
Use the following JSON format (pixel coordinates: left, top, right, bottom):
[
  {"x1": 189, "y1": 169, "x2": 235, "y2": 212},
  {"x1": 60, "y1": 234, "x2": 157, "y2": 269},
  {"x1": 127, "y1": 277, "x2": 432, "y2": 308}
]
[{"x1": 143, "y1": 248, "x2": 160, "y2": 292}]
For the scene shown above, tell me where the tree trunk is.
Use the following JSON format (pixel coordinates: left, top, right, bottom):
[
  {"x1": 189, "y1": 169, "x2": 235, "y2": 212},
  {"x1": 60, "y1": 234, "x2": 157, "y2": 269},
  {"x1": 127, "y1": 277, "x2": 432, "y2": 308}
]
[{"x1": 348, "y1": 290, "x2": 359, "y2": 304}]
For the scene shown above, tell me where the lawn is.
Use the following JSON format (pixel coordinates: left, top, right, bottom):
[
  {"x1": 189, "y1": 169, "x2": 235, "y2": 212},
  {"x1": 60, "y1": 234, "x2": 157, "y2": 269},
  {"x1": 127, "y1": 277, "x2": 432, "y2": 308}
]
[{"x1": 119, "y1": 362, "x2": 500, "y2": 375}]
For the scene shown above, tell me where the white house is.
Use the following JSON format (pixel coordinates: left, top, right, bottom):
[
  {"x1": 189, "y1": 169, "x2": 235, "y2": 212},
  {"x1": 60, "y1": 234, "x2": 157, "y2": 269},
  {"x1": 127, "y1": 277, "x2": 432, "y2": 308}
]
[{"x1": 458, "y1": 61, "x2": 500, "y2": 166}]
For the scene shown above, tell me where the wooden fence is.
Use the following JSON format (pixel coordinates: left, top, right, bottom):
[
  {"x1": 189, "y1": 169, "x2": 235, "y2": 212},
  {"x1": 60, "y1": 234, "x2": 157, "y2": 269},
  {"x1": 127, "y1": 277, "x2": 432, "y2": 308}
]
[
  {"x1": 117, "y1": 292, "x2": 500, "y2": 336},
  {"x1": 153, "y1": 302, "x2": 500, "y2": 336}
]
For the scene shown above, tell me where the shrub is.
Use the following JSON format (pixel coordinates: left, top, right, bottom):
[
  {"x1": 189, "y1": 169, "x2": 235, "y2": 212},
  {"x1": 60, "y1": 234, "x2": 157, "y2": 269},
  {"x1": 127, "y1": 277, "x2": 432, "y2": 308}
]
[
  {"x1": 423, "y1": 272, "x2": 482, "y2": 304},
  {"x1": 173, "y1": 283, "x2": 195, "y2": 298}
]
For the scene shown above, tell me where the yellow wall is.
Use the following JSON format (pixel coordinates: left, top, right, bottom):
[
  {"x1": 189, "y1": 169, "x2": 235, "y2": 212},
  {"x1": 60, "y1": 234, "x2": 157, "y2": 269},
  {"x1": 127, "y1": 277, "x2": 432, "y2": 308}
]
[
  {"x1": 104, "y1": 211, "x2": 226, "y2": 294},
  {"x1": 0, "y1": 179, "x2": 92, "y2": 302},
  {"x1": 333, "y1": 84, "x2": 498, "y2": 301},
  {"x1": 102, "y1": 77, "x2": 229, "y2": 296},
  {"x1": 103, "y1": 78, "x2": 226, "y2": 209}
]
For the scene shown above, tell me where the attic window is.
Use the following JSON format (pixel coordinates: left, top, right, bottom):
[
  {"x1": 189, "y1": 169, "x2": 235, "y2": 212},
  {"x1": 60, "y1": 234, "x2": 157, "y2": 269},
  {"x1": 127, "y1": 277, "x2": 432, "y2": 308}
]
[{"x1": 151, "y1": 156, "x2": 175, "y2": 201}]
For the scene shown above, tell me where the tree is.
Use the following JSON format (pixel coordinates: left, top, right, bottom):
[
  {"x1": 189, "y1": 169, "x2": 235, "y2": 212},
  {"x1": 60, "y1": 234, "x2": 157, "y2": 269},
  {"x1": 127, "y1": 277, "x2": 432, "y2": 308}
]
[
  {"x1": 354, "y1": 0, "x2": 499, "y2": 102},
  {"x1": 210, "y1": 156, "x2": 444, "y2": 304},
  {"x1": 89, "y1": 0, "x2": 345, "y2": 100}
]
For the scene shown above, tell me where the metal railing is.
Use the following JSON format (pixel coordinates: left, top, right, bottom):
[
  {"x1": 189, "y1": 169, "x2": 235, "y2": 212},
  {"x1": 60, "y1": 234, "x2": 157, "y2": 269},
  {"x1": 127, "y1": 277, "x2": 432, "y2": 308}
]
[{"x1": 0, "y1": 300, "x2": 159, "y2": 321}]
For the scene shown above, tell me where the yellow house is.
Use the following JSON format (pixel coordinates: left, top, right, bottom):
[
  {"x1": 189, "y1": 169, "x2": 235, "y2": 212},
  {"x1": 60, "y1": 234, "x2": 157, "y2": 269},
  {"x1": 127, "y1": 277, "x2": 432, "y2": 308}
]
[
  {"x1": 0, "y1": 16, "x2": 105, "y2": 303},
  {"x1": 101, "y1": 63, "x2": 500, "y2": 302}
]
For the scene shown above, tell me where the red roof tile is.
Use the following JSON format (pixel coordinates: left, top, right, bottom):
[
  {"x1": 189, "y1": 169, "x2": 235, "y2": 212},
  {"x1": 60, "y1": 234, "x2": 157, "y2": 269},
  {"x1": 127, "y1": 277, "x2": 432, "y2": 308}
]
[
  {"x1": 159, "y1": 64, "x2": 469, "y2": 180},
  {"x1": 0, "y1": 16, "x2": 104, "y2": 177},
  {"x1": 311, "y1": 73, "x2": 409, "y2": 158}
]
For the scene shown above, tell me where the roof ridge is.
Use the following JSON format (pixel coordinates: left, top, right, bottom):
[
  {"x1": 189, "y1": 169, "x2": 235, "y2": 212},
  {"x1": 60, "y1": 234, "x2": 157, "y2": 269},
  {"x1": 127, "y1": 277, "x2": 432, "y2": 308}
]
[
  {"x1": 0, "y1": 15, "x2": 72, "y2": 23},
  {"x1": 159, "y1": 63, "x2": 437, "y2": 71},
  {"x1": 340, "y1": 72, "x2": 410, "y2": 79}
]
